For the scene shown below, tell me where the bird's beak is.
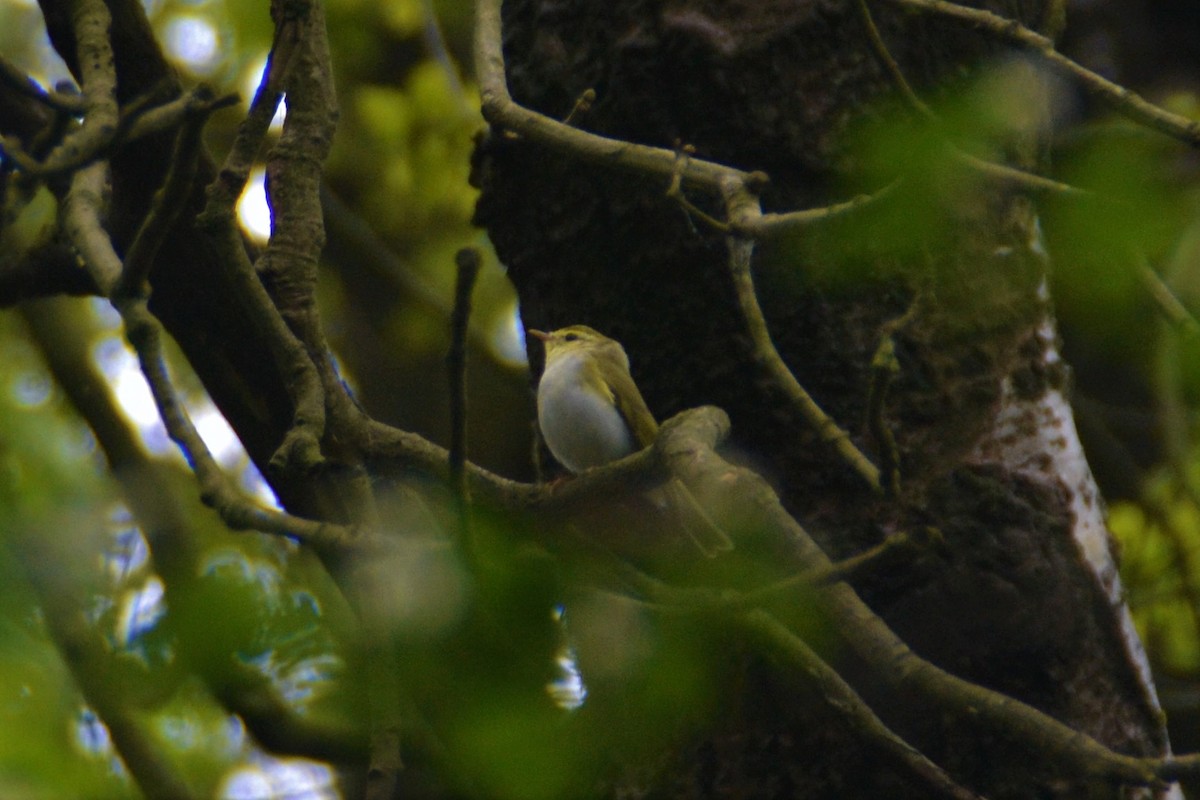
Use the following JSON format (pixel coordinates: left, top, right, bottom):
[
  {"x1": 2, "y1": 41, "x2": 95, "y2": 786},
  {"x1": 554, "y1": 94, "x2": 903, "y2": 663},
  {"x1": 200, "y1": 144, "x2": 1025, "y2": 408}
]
[{"x1": 528, "y1": 329, "x2": 549, "y2": 342}]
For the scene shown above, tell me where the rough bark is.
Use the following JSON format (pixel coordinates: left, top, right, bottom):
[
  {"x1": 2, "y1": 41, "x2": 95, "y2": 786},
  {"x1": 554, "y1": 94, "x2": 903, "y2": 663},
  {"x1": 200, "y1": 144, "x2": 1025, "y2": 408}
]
[{"x1": 474, "y1": 0, "x2": 1172, "y2": 796}]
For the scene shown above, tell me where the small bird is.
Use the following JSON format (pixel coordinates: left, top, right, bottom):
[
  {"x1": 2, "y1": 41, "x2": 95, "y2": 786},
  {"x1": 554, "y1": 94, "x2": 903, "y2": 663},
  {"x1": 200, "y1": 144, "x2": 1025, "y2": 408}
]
[{"x1": 530, "y1": 325, "x2": 732, "y2": 556}]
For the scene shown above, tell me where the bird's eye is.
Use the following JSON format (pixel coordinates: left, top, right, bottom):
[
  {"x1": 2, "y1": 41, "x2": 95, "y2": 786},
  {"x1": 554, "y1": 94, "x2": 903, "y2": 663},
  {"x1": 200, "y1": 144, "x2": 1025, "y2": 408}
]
[{"x1": 563, "y1": 333, "x2": 579, "y2": 342}]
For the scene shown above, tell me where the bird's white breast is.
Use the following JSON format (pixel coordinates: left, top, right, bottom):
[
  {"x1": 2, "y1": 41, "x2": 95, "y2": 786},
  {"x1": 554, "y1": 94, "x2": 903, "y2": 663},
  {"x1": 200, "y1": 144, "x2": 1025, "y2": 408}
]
[{"x1": 537, "y1": 351, "x2": 635, "y2": 473}]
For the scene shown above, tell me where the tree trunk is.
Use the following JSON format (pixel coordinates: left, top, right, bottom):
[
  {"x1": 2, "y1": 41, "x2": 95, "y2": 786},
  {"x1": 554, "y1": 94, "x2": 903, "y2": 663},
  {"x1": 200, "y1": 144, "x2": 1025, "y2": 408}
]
[{"x1": 475, "y1": 0, "x2": 1174, "y2": 796}]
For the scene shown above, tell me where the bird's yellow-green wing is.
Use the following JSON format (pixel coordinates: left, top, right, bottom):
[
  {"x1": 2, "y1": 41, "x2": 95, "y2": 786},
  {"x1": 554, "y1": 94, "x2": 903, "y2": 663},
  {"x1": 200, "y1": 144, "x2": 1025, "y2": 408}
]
[{"x1": 601, "y1": 363, "x2": 660, "y2": 448}]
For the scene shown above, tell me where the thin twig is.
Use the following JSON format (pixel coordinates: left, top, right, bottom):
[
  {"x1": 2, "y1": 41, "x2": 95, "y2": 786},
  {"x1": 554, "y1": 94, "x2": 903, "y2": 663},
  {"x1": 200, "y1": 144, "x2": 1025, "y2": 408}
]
[
  {"x1": 420, "y1": 0, "x2": 467, "y2": 103},
  {"x1": 57, "y1": 132, "x2": 358, "y2": 553},
  {"x1": 62, "y1": 160, "x2": 121, "y2": 294},
  {"x1": 741, "y1": 610, "x2": 986, "y2": 800},
  {"x1": 0, "y1": 55, "x2": 84, "y2": 113},
  {"x1": 1138, "y1": 257, "x2": 1200, "y2": 337},
  {"x1": 474, "y1": 0, "x2": 751, "y2": 193},
  {"x1": 119, "y1": 87, "x2": 238, "y2": 148},
  {"x1": 856, "y1": 0, "x2": 935, "y2": 121},
  {"x1": 735, "y1": 180, "x2": 900, "y2": 237},
  {"x1": 115, "y1": 106, "x2": 209, "y2": 298},
  {"x1": 716, "y1": 527, "x2": 942, "y2": 611},
  {"x1": 201, "y1": 7, "x2": 303, "y2": 219},
  {"x1": 252, "y1": 0, "x2": 341, "y2": 476},
  {"x1": 18, "y1": 0, "x2": 119, "y2": 175},
  {"x1": 856, "y1": 0, "x2": 1092, "y2": 199},
  {"x1": 665, "y1": 145, "x2": 731, "y2": 231},
  {"x1": 722, "y1": 223, "x2": 883, "y2": 493},
  {"x1": 563, "y1": 88, "x2": 597, "y2": 127},
  {"x1": 867, "y1": 335, "x2": 902, "y2": 496},
  {"x1": 448, "y1": 247, "x2": 481, "y2": 507},
  {"x1": 882, "y1": 0, "x2": 1200, "y2": 147}
]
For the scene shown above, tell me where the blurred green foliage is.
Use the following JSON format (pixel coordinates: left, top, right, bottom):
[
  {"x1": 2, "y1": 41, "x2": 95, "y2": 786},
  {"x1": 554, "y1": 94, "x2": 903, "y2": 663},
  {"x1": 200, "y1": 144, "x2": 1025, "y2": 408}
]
[
  {"x1": 0, "y1": 313, "x2": 136, "y2": 798},
  {"x1": 3, "y1": 0, "x2": 1200, "y2": 795},
  {"x1": 0, "y1": 307, "x2": 352, "y2": 796},
  {"x1": 1111, "y1": 492, "x2": 1200, "y2": 676}
]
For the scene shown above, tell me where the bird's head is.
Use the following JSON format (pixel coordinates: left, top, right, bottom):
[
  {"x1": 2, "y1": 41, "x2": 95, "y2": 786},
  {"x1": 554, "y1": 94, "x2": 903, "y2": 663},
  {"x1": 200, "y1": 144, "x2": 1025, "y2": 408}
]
[{"x1": 529, "y1": 325, "x2": 622, "y2": 362}]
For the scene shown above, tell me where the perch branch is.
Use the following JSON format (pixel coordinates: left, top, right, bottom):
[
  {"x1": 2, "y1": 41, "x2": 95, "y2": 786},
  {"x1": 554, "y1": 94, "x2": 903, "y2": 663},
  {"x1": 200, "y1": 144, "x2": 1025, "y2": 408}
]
[{"x1": 622, "y1": 409, "x2": 1200, "y2": 790}]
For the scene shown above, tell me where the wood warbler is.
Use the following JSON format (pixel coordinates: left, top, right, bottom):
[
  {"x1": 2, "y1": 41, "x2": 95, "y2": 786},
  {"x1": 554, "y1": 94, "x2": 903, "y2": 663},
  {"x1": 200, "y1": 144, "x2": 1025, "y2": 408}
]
[{"x1": 530, "y1": 325, "x2": 733, "y2": 556}]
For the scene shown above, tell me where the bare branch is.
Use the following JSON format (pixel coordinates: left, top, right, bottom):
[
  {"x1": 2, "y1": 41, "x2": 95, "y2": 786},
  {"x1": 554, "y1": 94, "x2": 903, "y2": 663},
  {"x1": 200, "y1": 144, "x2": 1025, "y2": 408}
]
[
  {"x1": 448, "y1": 247, "x2": 481, "y2": 505},
  {"x1": 866, "y1": 335, "x2": 902, "y2": 496},
  {"x1": 0, "y1": 55, "x2": 84, "y2": 114},
  {"x1": 62, "y1": 160, "x2": 121, "y2": 293},
  {"x1": 123, "y1": 298, "x2": 360, "y2": 548},
  {"x1": 856, "y1": 0, "x2": 935, "y2": 121},
  {"x1": 634, "y1": 410, "x2": 1198, "y2": 790},
  {"x1": 722, "y1": 225, "x2": 884, "y2": 493},
  {"x1": 202, "y1": 6, "x2": 302, "y2": 216},
  {"x1": 252, "y1": 0, "x2": 353, "y2": 477},
  {"x1": 741, "y1": 610, "x2": 986, "y2": 800},
  {"x1": 474, "y1": 0, "x2": 750, "y2": 193},
  {"x1": 20, "y1": 0, "x2": 118, "y2": 173},
  {"x1": 732, "y1": 180, "x2": 901, "y2": 237},
  {"x1": 856, "y1": 0, "x2": 1092, "y2": 199},
  {"x1": 882, "y1": 0, "x2": 1200, "y2": 147},
  {"x1": 115, "y1": 106, "x2": 210, "y2": 299},
  {"x1": 54, "y1": 113, "x2": 361, "y2": 552}
]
